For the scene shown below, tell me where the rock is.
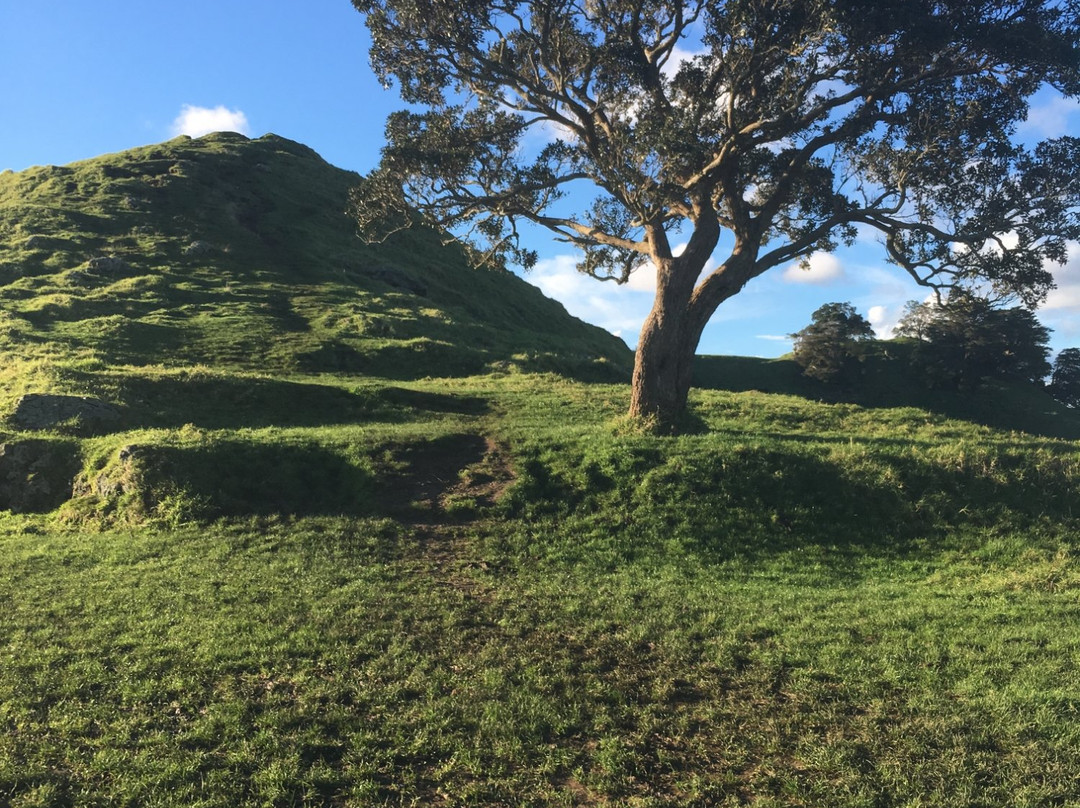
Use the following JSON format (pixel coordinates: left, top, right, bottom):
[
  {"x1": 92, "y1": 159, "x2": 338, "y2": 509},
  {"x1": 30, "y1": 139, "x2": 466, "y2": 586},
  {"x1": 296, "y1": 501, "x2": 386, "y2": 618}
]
[
  {"x1": 76, "y1": 444, "x2": 145, "y2": 499},
  {"x1": 65, "y1": 270, "x2": 95, "y2": 286},
  {"x1": 0, "y1": 440, "x2": 80, "y2": 513},
  {"x1": 11, "y1": 394, "x2": 121, "y2": 432},
  {"x1": 86, "y1": 255, "x2": 131, "y2": 275},
  {"x1": 183, "y1": 240, "x2": 214, "y2": 256}
]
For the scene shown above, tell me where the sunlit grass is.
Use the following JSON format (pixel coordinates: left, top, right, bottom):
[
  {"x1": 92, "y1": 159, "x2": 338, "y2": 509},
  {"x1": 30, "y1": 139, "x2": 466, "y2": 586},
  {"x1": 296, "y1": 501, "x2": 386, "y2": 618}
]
[{"x1": 1, "y1": 373, "x2": 1079, "y2": 806}]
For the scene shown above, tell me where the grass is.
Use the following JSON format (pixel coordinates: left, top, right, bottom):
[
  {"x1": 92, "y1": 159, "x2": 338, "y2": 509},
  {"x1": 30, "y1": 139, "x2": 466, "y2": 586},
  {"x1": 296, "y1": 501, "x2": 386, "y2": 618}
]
[
  {"x1": 0, "y1": 132, "x2": 631, "y2": 382},
  {"x1": 2, "y1": 373, "x2": 1079, "y2": 806},
  {"x1": 2, "y1": 132, "x2": 1079, "y2": 806}
]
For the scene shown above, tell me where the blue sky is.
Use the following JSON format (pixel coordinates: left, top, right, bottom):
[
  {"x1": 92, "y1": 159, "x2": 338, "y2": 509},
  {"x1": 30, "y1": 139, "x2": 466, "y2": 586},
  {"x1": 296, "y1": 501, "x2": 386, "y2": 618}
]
[{"x1": 3, "y1": 1, "x2": 1080, "y2": 358}]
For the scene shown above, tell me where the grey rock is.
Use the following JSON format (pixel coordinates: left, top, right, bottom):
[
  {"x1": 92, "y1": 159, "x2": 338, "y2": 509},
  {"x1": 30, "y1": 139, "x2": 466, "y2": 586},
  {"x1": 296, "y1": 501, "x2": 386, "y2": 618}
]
[
  {"x1": 0, "y1": 440, "x2": 80, "y2": 513},
  {"x1": 87, "y1": 255, "x2": 131, "y2": 275},
  {"x1": 11, "y1": 394, "x2": 121, "y2": 432},
  {"x1": 183, "y1": 240, "x2": 215, "y2": 257}
]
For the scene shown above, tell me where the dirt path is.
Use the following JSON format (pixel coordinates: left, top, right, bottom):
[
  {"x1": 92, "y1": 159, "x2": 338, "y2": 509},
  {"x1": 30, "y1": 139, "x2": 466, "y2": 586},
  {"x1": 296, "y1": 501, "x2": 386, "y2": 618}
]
[{"x1": 382, "y1": 433, "x2": 515, "y2": 592}]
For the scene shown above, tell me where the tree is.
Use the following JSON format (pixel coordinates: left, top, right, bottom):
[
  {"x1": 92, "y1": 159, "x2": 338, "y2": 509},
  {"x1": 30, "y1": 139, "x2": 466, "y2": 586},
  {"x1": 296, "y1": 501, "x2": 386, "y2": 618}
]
[
  {"x1": 791, "y1": 302, "x2": 875, "y2": 384},
  {"x1": 1049, "y1": 347, "x2": 1080, "y2": 406},
  {"x1": 350, "y1": 0, "x2": 1080, "y2": 426},
  {"x1": 895, "y1": 292, "x2": 1051, "y2": 389}
]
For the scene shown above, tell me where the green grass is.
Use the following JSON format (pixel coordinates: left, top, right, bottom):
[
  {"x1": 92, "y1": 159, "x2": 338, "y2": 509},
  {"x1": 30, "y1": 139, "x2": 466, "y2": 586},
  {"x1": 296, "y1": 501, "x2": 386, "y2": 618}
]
[
  {"x1": 0, "y1": 132, "x2": 631, "y2": 382},
  {"x1": 3, "y1": 132, "x2": 1080, "y2": 806},
  {"x1": 2, "y1": 374, "x2": 1079, "y2": 806}
]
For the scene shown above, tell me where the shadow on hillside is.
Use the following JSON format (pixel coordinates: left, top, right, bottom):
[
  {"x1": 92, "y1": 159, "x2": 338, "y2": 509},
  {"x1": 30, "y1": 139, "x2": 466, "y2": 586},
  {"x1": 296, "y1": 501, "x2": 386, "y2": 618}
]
[
  {"x1": 670, "y1": 444, "x2": 1076, "y2": 567},
  {"x1": 113, "y1": 376, "x2": 488, "y2": 429},
  {"x1": 135, "y1": 441, "x2": 377, "y2": 518},
  {"x1": 510, "y1": 437, "x2": 1079, "y2": 573},
  {"x1": 693, "y1": 355, "x2": 1080, "y2": 441}
]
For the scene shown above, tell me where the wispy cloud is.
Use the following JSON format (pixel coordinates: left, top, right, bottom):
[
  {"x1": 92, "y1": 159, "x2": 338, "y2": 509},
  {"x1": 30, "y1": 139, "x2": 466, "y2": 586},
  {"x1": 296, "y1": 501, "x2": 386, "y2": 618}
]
[
  {"x1": 171, "y1": 104, "x2": 251, "y2": 138},
  {"x1": 1020, "y1": 95, "x2": 1080, "y2": 139},
  {"x1": 1042, "y1": 243, "x2": 1080, "y2": 314},
  {"x1": 528, "y1": 254, "x2": 654, "y2": 344}
]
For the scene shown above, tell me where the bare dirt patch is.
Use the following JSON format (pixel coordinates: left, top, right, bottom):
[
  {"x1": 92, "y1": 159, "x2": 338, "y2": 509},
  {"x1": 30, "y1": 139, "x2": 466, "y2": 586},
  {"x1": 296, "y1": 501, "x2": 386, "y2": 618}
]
[{"x1": 381, "y1": 433, "x2": 514, "y2": 524}]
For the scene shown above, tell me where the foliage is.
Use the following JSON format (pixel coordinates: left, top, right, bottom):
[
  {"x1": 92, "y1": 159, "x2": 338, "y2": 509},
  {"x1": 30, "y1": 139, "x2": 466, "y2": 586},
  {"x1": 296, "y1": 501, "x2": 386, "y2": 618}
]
[
  {"x1": 1050, "y1": 347, "x2": 1080, "y2": 407},
  {"x1": 791, "y1": 301, "x2": 875, "y2": 384},
  {"x1": 351, "y1": 0, "x2": 1080, "y2": 420},
  {"x1": 895, "y1": 293, "x2": 1052, "y2": 390}
]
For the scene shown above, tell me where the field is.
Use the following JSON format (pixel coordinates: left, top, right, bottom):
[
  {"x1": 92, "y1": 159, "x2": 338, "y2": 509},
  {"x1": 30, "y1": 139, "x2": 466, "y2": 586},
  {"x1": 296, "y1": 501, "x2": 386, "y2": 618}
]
[
  {"x1": 2, "y1": 368, "x2": 1079, "y2": 807},
  {"x1": 2, "y1": 132, "x2": 1079, "y2": 806}
]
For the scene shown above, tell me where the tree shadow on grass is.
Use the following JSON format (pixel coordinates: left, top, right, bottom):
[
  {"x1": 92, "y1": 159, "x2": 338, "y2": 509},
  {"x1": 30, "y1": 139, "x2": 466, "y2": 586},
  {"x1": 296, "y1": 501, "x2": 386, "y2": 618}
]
[
  {"x1": 508, "y1": 437, "x2": 1079, "y2": 576},
  {"x1": 639, "y1": 444, "x2": 1079, "y2": 567}
]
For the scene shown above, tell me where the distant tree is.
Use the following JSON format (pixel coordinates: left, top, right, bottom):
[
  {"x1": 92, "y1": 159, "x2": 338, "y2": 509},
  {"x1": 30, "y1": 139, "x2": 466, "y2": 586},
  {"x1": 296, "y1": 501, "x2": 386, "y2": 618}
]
[
  {"x1": 896, "y1": 293, "x2": 1051, "y2": 390},
  {"x1": 351, "y1": 0, "x2": 1080, "y2": 427},
  {"x1": 1049, "y1": 348, "x2": 1080, "y2": 407},
  {"x1": 791, "y1": 302, "x2": 875, "y2": 384},
  {"x1": 893, "y1": 300, "x2": 936, "y2": 341}
]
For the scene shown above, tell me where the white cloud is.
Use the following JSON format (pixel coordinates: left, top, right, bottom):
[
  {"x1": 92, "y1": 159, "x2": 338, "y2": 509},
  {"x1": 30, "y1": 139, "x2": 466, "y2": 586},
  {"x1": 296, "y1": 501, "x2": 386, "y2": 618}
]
[
  {"x1": 661, "y1": 44, "x2": 706, "y2": 80},
  {"x1": 171, "y1": 104, "x2": 251, "y2": 138},
  {"x1": 866, "y1": 303, "x2": 901, "y2": 338},
  {"x1": 528, "y1": 253, "x2": 654, "y2": 345},
  {"x1": 1020, "y1": 96, "x2": 1080, "y2": 139},
  {"x1": 756, "y1": 334, "x2": 791, "y2": 342},
  {"x1": 627, "y1": 263, "x2": 657, "y2": 292},
  {"x1": 1042, "y1": 242, "x2": 1080, "y2": 312},
  {"x1": 782, "y1": 252, "x2": 844, "y2": 285}
]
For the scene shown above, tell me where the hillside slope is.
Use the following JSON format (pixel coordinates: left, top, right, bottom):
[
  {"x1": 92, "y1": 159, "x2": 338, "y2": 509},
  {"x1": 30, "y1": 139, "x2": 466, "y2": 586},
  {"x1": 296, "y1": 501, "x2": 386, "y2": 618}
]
[
  {"x1": 694, "y1": 348, "x2": 1080, "y2": 441},
  {"x1": 0, "y1": 132, "x2": 630, "y2": 379}
]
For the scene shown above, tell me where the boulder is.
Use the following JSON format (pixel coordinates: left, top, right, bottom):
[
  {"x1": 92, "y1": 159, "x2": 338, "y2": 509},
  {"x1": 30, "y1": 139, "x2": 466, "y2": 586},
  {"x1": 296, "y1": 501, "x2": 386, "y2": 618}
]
[
  {"x1": 11, "y1": 394, "x2": 121, "y2": 432},
  {"x1": 183, "y1": 240, "x2": 215, "y2": 257},
  {"x1": 86, "y1": 255, "x2": 131, "y2": 275}
]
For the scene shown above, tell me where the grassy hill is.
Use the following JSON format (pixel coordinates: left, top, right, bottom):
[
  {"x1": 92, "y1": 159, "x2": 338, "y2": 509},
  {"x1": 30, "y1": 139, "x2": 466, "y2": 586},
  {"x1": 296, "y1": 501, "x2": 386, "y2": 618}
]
[
  {"x1": 695, "y1": 346, "x2": 1080, "y2": 441},
  {"x1": 1, "y1": 137, "x2": 1079, "y2": 806},
  {"x1": 0, "y1": 131, "x2": 630, "y2": 381}
]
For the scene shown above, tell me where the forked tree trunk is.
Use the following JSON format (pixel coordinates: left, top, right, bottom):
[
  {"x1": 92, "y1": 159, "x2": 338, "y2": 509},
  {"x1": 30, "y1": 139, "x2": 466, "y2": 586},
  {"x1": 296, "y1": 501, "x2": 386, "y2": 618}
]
[
  {"x1": 628, "y1": 307, "x2": 703, "y2": 427},
  {"x1": 628, "y1": 242, "x2": 756, "y2": 427}
]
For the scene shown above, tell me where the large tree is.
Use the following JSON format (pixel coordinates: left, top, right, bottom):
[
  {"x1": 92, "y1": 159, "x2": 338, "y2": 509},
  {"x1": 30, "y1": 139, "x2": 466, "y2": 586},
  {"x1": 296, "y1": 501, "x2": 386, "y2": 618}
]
[
  {"x1": 895, "y1": 292, "x2": 1052, "y2": 388},
  {"x1": 791, "y1": 302, "x2": 875, "y2": 384},
  {"x1": 350, "y1": 0, "x2": 1080, "y2": 426}
]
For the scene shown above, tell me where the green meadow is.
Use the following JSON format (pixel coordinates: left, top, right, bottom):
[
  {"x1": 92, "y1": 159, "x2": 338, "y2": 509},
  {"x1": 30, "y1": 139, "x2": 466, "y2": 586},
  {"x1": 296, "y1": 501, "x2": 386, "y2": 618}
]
[{"x1": 1, "y1": 134, "x2": 1078, "y2": 806}]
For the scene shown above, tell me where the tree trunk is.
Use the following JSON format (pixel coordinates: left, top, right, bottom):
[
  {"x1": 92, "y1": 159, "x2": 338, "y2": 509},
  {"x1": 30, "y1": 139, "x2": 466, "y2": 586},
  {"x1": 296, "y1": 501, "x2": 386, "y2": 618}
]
[
  {"x1": 628, "y1": 306, "x2": 702, "y2": 427},
  {"x1": 627, "y1": 241, "x2": 757, "y2": 428}
]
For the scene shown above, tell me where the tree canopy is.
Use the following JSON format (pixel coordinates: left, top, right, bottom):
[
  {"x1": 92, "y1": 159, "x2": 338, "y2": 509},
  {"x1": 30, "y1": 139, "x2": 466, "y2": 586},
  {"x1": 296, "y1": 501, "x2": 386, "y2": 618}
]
[
  {"x1": 895, "y1": 292, "x2": 1052, "y2": 389},
  {"x1": 351, "y1": 0, "x2": 1080, "y2": 425},
  {"x1": 1049, "y1": 347, "x2": 1080, "y2": 406},
  {"x1": 791, "y1": 302, "x2": 875, "y2": 384}
]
